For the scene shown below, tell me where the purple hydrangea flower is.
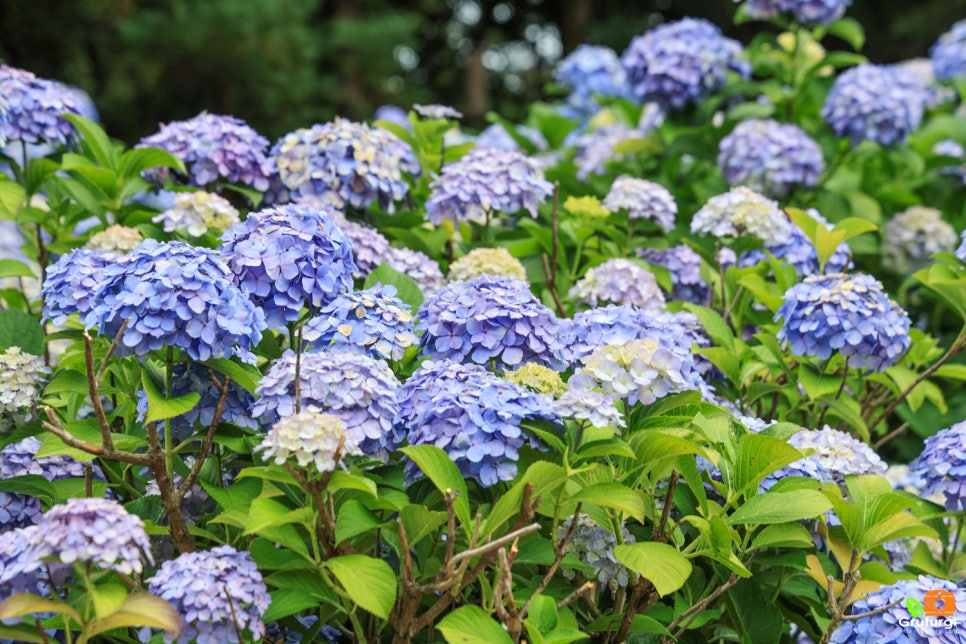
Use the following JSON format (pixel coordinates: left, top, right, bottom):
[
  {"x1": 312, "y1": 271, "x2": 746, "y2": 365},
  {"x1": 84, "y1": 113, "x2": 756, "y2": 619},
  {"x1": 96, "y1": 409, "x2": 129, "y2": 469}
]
[
  {"x1": 330, "y1": 215, "x2": 391, "y2": 279},
  {"x1": 42, "y1": 248, "x2": 113, "y2": 326},
  {"x1": 146, "y1": 545, "x2": 270, "y2": 644},
  {"x1": 475, "y1": 124, "x2": 549, "y2": 153},
  {"x1": 0, "y1": 526, "x2": 44, "y2": 601},
  {"x1": 569, "y1": 258, "x2": 665, "y2": 311},
  {"x1": 220, "y1": 204, "x2": 356, "y2": 330},
  {"x1": 573, "y1": 123, "x2": 644, "y2": 181},
  {"x1": 252, "y1": 349, "x2": 401, "y2": 459},
  {"x1": 448, "y1": 247, "x2": 528, "y2": 283},
  {"x1": 273, "y1": 118, "x2": 420, "y2": 213},
  {"x1": 165, "y1": 362, "x2": 258, "y2": 432},
  {"x1": 775, "y1": 273, "x2": 911, "y2": 371},
  {"x1": 257, "y1": 406, "x2": 360, "y2": 473},
  {"x1": 1, "y1": 347, "x2": 50, "y2": 434},
  {"x1": 638, "y1": 245, "x2": 710, "y2": 304},
  {"x1": 934, "y1": 139, "x2": 966, "y2": 182},
  {"x1": 0, "y1": 437, "x2": 85, "y2": 531},
  {"x1": 909, "y1": 420, "x2": 966, "y2": 511},
  {"x1": 738, "y1": 209, "x2": 852, "y2": 277},
  {"x1": 560, "y1": 514, "x2": 635, "y2": 587},
  {"x1": 0, "y1": 65, "x2": 83, "y2": 146},
  {"x1": 603, "y1": 176, "x2": 677, "y2": 233},
  {"x1": 691, "y1": 186, "x2": 792, "y2": 246},
  {"x1": 302, "y1": 285, "x2": 418, "y2": 361},
  {"x1": 398, "y1": 360, "x2": 557, "y2": 486},
  {"x1": 425, "y1": 147, "x2": 553, "y2": 225},
  {"x1": 958, "y1": 229, "x2": 966, "y2": 262},
  {"x1": 821, "y1": 64, "x2": 926, "y2": 146},
  {"x1": 384, "y1": 246, "x2": 445, "y2": 295},
  {"x1": 138, "y1": 112, "x2": 272, "y2": 190},
  {"x1": 555, "y1": 45, "x2": 629, "y2": 115},
  {"x1": 414, "y1": 104, "x2": 463, "y2": 120},
  {"x1": 86, "y1": 240, "x2": 266, "y2": 361},
  {"x1": 790, "y1": 426, "x2": 886, "y2": 481},
  {"x1": 737, "y1": 0, "x2": 852, "y2": 25},
  {"x1": 882, "y1": 206, "x2": 958, "y2": 274},
  {"x1": 621, "y1": 18, "x2": 748, "y2": 110},
  {"x1": 417, "y1": 275, "x2": 564, "y2": 370},
  {"x1": 85, "y1": 225, "x2": 144, "y2": 254},
  {"x1": 718, "y1": 119, "x2": 825, "y2": 197},
  {"x1": 931, "y1": 18, "x2": 966, "y2": 80},
  {"x1": 152, "y1": 191, "x2": 240, "y2": 237}
]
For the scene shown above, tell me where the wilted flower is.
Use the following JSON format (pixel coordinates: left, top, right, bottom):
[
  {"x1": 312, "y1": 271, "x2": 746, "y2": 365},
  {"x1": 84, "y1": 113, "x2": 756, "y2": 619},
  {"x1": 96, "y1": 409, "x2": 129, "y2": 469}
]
[
  {"x1": 414, "y1": 103, "x2": 463, "y2": 120},
  {"x1": 573, "y1": 123, "x2": 644, "y2": 181},
  {"x1": 42, "y1": 248, "x2": 113, "y2": 326},
  {"x1": 638, "y1": 245, "x2": 709, "y2": 304},
  {"x1": 560, "y1": 514, "x2": 635, "y2": 587},
  {"x1": 621, "y1": 18, "x2": 748, "y2": 110},
  {"x1": 737, "y1": 0, "x2": 852, "y2": 25},
  {"x1": 146, "y1": 545, "x2": 270, "y2": 644},
  {"x1": 881, "y1": 206, "x2": 958, "y2": 273},
  {"x1": 603, "y1": 176, "x2": 677, "y2": 233},
  {"x1": 909, "y1": 420, "x2": 966, "y2": 511},
  {"x1": 717, "y1": 119, "x2": 825, "y2": 197},
  {"x1": 505, "y1": 363, "x2": 567, "y2": 397},
  {"x1": 0, "y1": 347, "x2": 50, "y2": 435},
  {"x1": 931, "y1": 18, "x2": 966, "y2": 80},
  {"x1": 273, "y1": 118, "x2": 420, "y2": 212},
  {"x1": 85, "y1": 225, "x2": 144, "y2": 254},
  {"x1": 569, "y1": 259, "x2": 665, "y2": 311},
  {"x1": 790, "y1": 426, "x2": 886, "y2": 481},
  {"x1": 0, "y1": 437, "x2": 85, "y2": 531},
  {"x1": 252, "y1": 349, "x2": 401, "y2": 459},
  {"x1": 821, "y1": 64, "x2": 925, "y2": 146},
  {"x1": 418, "y1": 275, "x2": 564, "y2": 370},
  {"x1": 448, "y1": 248, "x2": 528, "y2": 283},
  {"x1": 384, "y1": 246, "x2": 445, "y2": 295},
  {"x1": 691, "y1": 186, "x2": 792, "y2": 246},
  {"x1": 257, "y1": 407, "x2": 360, "y2": 473},
  {"x1": 738, "y1": 209, "x2": 852, "y2": 277},
  {"x1": 425, "y1": 147, "x2": 553, "y2": 225},
  {"x1": 153, "y1": 191, "x2": 240, "y2": 237},
  {"x1": 139, "y1": 112, "x2": 272, "y2": 190},
  {"x1": 0, "y1": 65, "x2": 84, "y2": 146},
  {"x1": 554, "y1": 386, "x2": 625, "y2": 430},
  {"x1": 555, "y1": 45, "x2": 629, "y2": 114},
  {"x1": 302, "y1": 285, "x2": 418, "y2": 361},
  {"x1": 775, "y1": 273, "x2": 911, "y2": 371},
  {"x1": 220, "y1": 204, "x2": 355, "y2": 329}
]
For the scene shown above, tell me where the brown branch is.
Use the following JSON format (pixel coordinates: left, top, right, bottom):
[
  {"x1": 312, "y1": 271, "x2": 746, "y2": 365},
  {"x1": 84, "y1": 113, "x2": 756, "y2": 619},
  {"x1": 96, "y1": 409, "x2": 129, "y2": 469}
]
[
  {"x1": 558, "y1": 581, "x2": 596, "y2": 610},
  {"x1": 872, "y1": 421, "x2": 909, "y2": 450},
  {"x1": 668, "y1": 572, "x2": 742, "y2": 638},
  {"x1": 177, "y1": 372, "x2": 231, "y2": 503},
  {"x1": 42, "y1": 407, "x2": 151, "y2": 466},
  {"x1": 445, "y1": 523, "x2": 540, "y2": 573},
  {"x1": 94, "y1": 318, "x2": 130, "y2": 383},
  {"x1": 840, "y1": 598, "x2": 903, "y2": 621},
  {"x1": 653, "y1": 471, "x2": 679, "y2": 542},
  {"x1": 145, "y1": 420, "x2": 195, "y2": 553},
  {"x1": 521, "y1": 503, "x2": 583, "y2": 617}
]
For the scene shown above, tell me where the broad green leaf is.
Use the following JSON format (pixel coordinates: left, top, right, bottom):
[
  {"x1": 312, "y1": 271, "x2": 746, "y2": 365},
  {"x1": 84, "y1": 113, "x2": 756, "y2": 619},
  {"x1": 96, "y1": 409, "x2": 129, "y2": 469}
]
[
  {"x1": 327, "y1": 469, "x2": 378, "y2": 497},
  {"x1": 798, "y1": 364, "x2": 843, "y2": 400},
  {"x1": 91, "y1": 581, "x2": 128, "y2": 619},
  {"x1": 614, "y1": 542, "x2": 692, "y2": 596},
  {"x1": 0, "y1": 181, "x2": 26, "y2": 217},
  {"x1": 0, "y1": 310, "x2": 44, "y2": 356},
  {"x1": 400, "y1": 504, "x2": 448, "y2": 547},
  {"x1": 235, "y1": 466, "x2": 299, "y2": 486},
  {"x1": 401, "y1": 445, "x2": 471, "y2": 528},
  {"x1": 437, "y1": 605, "x2": 514, "y2": 644},
  {"x1": 0, "y1": 625, "x2": 44, "y2": 643},
  {"x1": 682, "y1": 304, "x2": 735, "y2": 352},
  {"x1": 0, "y1": 259, "x2": 35, "y2": 280},
  {"x1": 750, "y1": 523, "x2": 815, "y2": 549},
  {"x1": 569, "y1": 483, "x2": 646, "y2": 523},
  {"x1": 262, "y1": 588, "x2": 325, "y2": 623},
  {"x1": 198, "y1": 358, "x2": 262, "y2": 394},
  {"x1": 141, "y1": 370, "x2": 200, "y2": 423},
  {"x1": 244, "y1": 497, "x2": 314, "y2": 535},
  {"x1": 118, "y1": 147, "x2": 186, "y2": 178},
  {"x1": 364, "y1": 263, "x2": 424, "y2": 311},
  {"x1": 484, "y1": 461, "x2": 566, "y2": 536},
  {"x1": 0, "y1": 593, "x2": 82, "y2": 623},
  {"x1": 62, "y1": 114, "x2": 115, "y2": 168},
  {"x1": 0, "y1": 475, "x2": 54, "y2": 504},
  {"x1": 85, "y1": 593, "x2": 182, "y2": 638},
  {"x1": 335, "y1": 499, "x2": 382, "y2": 544},
  {"x1": 326, "y1": 555, "x2": 397, "y2": 619},
  {"x1": 827, "y1": 17, "x2": 865, "y2": 50},
  {"x1": 527, "y1": 594, "x2": 558, "y2": 634},
  {"x1": 728, "y1": 489, "x2": 833, "y2": 525},
  {"x1": 729, "y1": 434, "x2": 803, "y2": 498}
]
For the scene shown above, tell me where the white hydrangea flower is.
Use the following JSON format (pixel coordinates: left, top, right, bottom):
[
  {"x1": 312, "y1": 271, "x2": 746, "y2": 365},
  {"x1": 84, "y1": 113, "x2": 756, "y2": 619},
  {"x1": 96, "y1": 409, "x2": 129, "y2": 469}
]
[{"x1": 256, "y1": 406, "x2": 361, "y2": 473}]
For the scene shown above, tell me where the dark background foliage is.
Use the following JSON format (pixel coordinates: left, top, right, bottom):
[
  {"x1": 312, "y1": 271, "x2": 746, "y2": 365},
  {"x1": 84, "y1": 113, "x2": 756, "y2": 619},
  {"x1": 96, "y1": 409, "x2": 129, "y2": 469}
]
[{"x1": 1, "y1": 0, "x2": 964, "y2": 143}]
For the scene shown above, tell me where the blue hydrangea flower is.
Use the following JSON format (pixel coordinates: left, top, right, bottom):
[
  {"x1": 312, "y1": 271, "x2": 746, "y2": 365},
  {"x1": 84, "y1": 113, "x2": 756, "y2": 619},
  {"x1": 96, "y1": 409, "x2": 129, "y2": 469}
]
[
  {"x1": 138, "y1": 112, "x2": 272, "y2": 190},
  {"x1": 257, "y1": 407, "x2": 361, "y2": 474},
  {"x1": 0, "y1": 94, "x2": 8, "y2": 148},
  {"x1": 0, "y1": 526, "x2": 44, "y2": 602},
  {"x1": 931, "y1": 18, "x2": 966, "y2": 80},
  {"x1": 475, "y1": 124, "x2": 549, "y2": 153},
  {"x1": 638, "y1": 245, "x2": 710, "y2": 304},
  {"x1": 718, "y1": 119, "x2": 825, "y2": 197},
  {"x1": 958, "y1": 229, "x2": 966, "y2": 262},
  {"x1": 738, "y1": 209, "x2": 852, "y2": 277},
  {"x1": 153, "y1": 191, "x2": 240, "y2": 237},
  {"x1": 790, "y1": 426, "x2": 886, "y2": 481},
  {"x1": 830, "y1": 575, "x2": 966, "y2": 643},
  {"x1": 425, "y1": 147, "x2": 553, "y2": 225},
  {"x1": 414, "y1": 104, "x2": 463, "y2": 120},
  {"x1": 882, "y1": 206, "x2": 958, "y2": 274},
  {"x1": 0, "y1": 437, "x2": 85, "y2": 531},
  {"x1": 821, "y1": 64, "x2": 926, "y2": 147},
  {"x1": 42, "y1": 248, "x2": 114, "y2": 326},
  {"x1": 86, "y1": 240, "x2": 266, "y2": 361},
  {"x1": 448, "y1": 247, "x2": 528, "y2": 283},
  {"x1": 555, "y1": 45, "x2": 629, "y2": 115},
  {"x1": 560, "y1": 514, "x2": 635, "y2": 587},
  {"x1": 302, "y1": 285, "x2": 418, "y2": 361},
  {"x1": 621, "y1": 18, "x2": 748, "y2": 110},
  {"x1": 146, "y1": 545, "x2": 270, "y2": 644},
  {"x1": 760, "y1": 453, "x2": 836, "y2": 491},
  {"x1": 330, "y1": 215, "x2": 391, "y2": 279},
  {"x1": 573, "y1": 123, "x2": 644, "y2": 181},
  {"x1": 373, "y1": 104, "x2": 412, "y2": 130},
  {"x1": 1, "y1": 347, "x2": 50, "y2": 435},
  {"x1": 603, "y1": 176, "x2": 677, "y2": 233},
  {"x1": 775, "y1": 273, "x2": 911, "y2": 371},
  {"x1": 273, "y1": 118, "x2": 421, "y2": 213},
  {"x1": 691, "y1": 186, "x2": 792, "y2": 246},
  {"x1": 220, "y1": 204, "x2": 356, "y2": 330},
  {"x1": 737, "y1": 0, "x2": 852, "y2": 25},
  {"x1": 398, "y1": 360, "x2": 557, "y2": 486},
  {"x1": 164, "y1": 362, "x2": 258, "y2": 432},
  {"x1": 0, "y1": 65, "x2": 84, "y2": 146},
  {"x1": 569, "y1": 259, "x2": 665, "y2": 311},
  {"x1": 384, "y1": 246, "x2": 445, "y2": 295},
  {"x1": 553, "y1": 386, "x2": 625, "y2": 430},
  {"x1": 934, "y1": 139, "x2": 966, "y2": 183},
  {"x1": 909, "y1": 420, "x2": 966, "y2": 511},
  {"x1": 85, "y1": 225, "x2": 144, "y2": 254},
  {"x1": 252, "y1": 349, "x2": 401, "y2": 460}
]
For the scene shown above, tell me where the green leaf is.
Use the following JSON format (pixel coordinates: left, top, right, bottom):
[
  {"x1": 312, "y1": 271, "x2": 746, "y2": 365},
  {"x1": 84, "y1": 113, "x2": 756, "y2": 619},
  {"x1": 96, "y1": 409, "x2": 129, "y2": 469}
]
[
  {"x1": 0, "y1": 475, "x2": 54, "y2": 504},
  {"x1": 198, "y1": 358, "x2": 262, "y2": 394},
  {"x1": 729, "y1": 434, "x2": 804, "y2": 498},
  {"x1": 437, "y1": 605, "x2": 514, "y2": 644},
  {"x1": 118, "y1": 147, "x2": 186, "y2": 179},
  {"x1": 527, "y1": 594, "x2": 558, "y2": 634},
  {"x1": 682, "y1": 304, "x2": 735, "y2": 352},
  {"x1": 0, "y1": 181, "x2": 26, "y2": 218},
  {"x1": 85, "y1": 593, "x2": 182, "y2": 638},
  {"x1": 0, "y1": 259, "x2": 36, "y2": 280},
  {"x1": 335, "y1": 499, "x2": 382, "y2": 544},
  {"x1": 91, "y1": 582, "x2": 128, "y2": 619},
  {"x1": 364, "y1": 263, "x2": 424, "y2": 310},
  {"x1": 569, "y1": 483, "x2": 646, "y2": 523},
  {"x1": 0, "y1": 310, "x2": 44, "y2": 356},
  {"x1": 327, "y1": 469, "x2": 378, "y2": 497},
  {"x1": 141, "y1": 370, "x2": 200, "y2": 423},
  {"x1": 0, "y1": 593, "x2": 82, "y2": 624},
  {"x1": 827, "y1": 17, "x2": 865, "y2": 50},
  {"x1": 614, "y1": 542, "x2": 692, "y2": 596},
  {"x1": 244, "y1": 497, "x2": 314, "y2": 535},
  {"x1": 401, "y1": 445, "x2": 471, "y2": 528},
  {"x1": 750, "y1": 523, "x2": 815, "y2": 549},
  {"x1": 62, "y1": 114, "x2": 115, "y2": 168},
  {"x1": 798, "y1": 364, "x2": 843, "y2": 400},
  {"x1": 399, "y1": 504, "x2": 448, "y2": 547},
  {"x1": 0, "y1": 625, "x2": 45, "y2": 643},
  {"x1": 326, "y1": 555, "x2": 397, "y2": 619},
  {"x1": 262, "y1": 588, "x2": 325, "y2": 623},
  {"x1": 728, "y1": 489, "x2": 833, "y2": 525},
  {"x1": 484, "y1": 461, "x2": 566, "y2": 536}
]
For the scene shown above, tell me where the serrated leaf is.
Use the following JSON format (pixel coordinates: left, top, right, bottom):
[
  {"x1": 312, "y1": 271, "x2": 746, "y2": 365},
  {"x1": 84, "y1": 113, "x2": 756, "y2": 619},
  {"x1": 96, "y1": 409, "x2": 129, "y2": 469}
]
[
  {"x1": 438, "y1": 605, "x2": 514, "y2": 644},
  {"x1": 335, "y1": 499, "x2": 381, "y2": 544},
  {"x1": 798, "y1": 364, "x2": 843, "y2": 400},
  {"x1": 86, "y1": 593, "x2": 181, "y2": 638},
  {"x1": 569, "y1": 483, "x2": 646, "y2": 523},
  {"x1": 0, "y1": 593, "x2": 82, "y2": 623},
  {"x1": 614, "y1": 542, "x2": 692, "y2": 596},
  {"x1": 262, "y1": 587, "x2": 324, "y2": 623},
  {"x1": 0, "y1": 259, "x2": 36, "y2": 280},
  {"x1": 0, "y1": 310, "x2": 44, "y2": 356},
  {"x1": 401, "y1": 445, "x2": 471, "y2": 528},
  {"x1": 750, "y1": 523, "x2": 815, "y2": 549},
  {"x1": 728, "y1": 489, "x2": 833, "y2": 525},
  {"x1": 0, "y1": 475, "x2": 54, "y2": 505},
  {"x1": 326, "y1": 555, "x2": 397, "y2": 619},
  {"x1": 141, "y1": 370, "x2": 200, "y2": 423},
  {"x1": 400, "y1": 504, "x2": 448, "y2": 547}
]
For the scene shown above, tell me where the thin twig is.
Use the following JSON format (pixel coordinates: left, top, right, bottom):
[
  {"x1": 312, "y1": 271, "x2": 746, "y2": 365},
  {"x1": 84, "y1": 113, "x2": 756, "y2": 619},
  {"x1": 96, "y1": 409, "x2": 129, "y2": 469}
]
[
  {"x1": 177, "y1": 372, "x2": 231, "y2": 503},
  {"x1": 446, "y1": 523, "x2": 540, "y2": 571},
  {"x1": 42, "y1": 407, "x2": 151, "y2": 465},
  {"x1": 558, "y1": 581, "x2": 595, "y2": 610},
  {"x1": 521, "y1": 503, "x2": 583, "y2": 616},
  {"x1": 94, "y1": 318, "x2": 130, "y2": 383},
  {"x1": 872, "y1": 421, "x2": 910, "y2": 450},
  {"x1": 669, "y1": 572, "x2": 742, "y2": 637}
]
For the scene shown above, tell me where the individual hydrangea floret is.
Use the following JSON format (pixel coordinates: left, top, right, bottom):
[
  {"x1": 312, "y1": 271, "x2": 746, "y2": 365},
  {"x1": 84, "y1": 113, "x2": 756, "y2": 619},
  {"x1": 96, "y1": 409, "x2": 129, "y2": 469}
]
[
  {"x1": 0, "y1": 437, "x2": 85, "y2": 530},
  {"x1": 930, "y1": 18, "x2": 966, "y2": 81},
  {"x1": 738, "y1": 208, "x2": 852, "y2": 277},
  {"x1": 398, "y1": 360, "x2": 557, "y2": 486},
  {"x1": 691, "y1": 186, "x2": 792, "y2": 246},
  {"x1": 86, "y1": 240, "x2": 266, "y2": 361},
  {"x1": 413, "y1": 103, "x2": 463, "y2": 120},
  {"x1": 555, "y1": 45, "x2": 629, "y2": 115},
  {"x1": 0, "y1": 65, "x2": 84, "y2": 146},
  {"x1": 775, "y1": 273, "x2": 911, "y2": 371},
  {"x1": 418, "y1": 275, "x2": 564, "y2": 370},
  {"x1": 448, "y1": 248, "x2": 528, "y2": 283},
  {"x1": 790, "y1": 426, "x2": 886, "y2": 481},
  {"x1": 638, "y1": 245, "x2": 709, "y2": 304},
  {"x1": 85, "y1": 225, "x2": 144, "y2": 254},
  {"x1": 621, "y1": 18, "x2": 748, "y2": 110},
  {"x1": 554, "y1": 386, "x2": 625, "y2": 430},
  {"x1": 139, "y1": 112, "x2": 272, "y2": 190},
  {"x1": 302, "y1": 285, "x2": 418, "y2": 361},
  {"x1": 573, "y1": 124, "x2": 644, "y2": 181},
  {"x1": 425, "y1": 147, "x2": 553, "y2": 225},
  {"x1": 821, "y1": 64, "x2": 926, "y2": 147},
  {"x1": 717, "y1": 119, "x2": 825, "y2": 197},
  {"x1": 0, "y1": 347, "x2": 50, "y2": 435},
  {"x1": 384, "y1": 246, "x2": 445, "y2": 295},
  {"x1": 273, "y1": 118, "x2": 421, "y2": 212},
  {"x1": 881, "y1": 206, "x2": 958, "y2": 274},
  {"x1": 909, "y1": 420, "x2": 966, "y2": 511},
  {"x1": 603, "y1": 176, "x2": 677, "y2": 233},
  {"x1": 220, "y1": 204, "x2": 356, "y2": 330},
  {"x1": 257, "y1": 406, "x2": 360, "y2": 473},
  {"x1": 146, "y1": 545, "x2": 270, "y2": 644},
  {"x1": 569, "y1": 259, "x2": 665, "y2": 311},
  {"x1": 505, "y1": 363, "x2": 567, "y2": 397},
  {"x1": 737, "y1": 0, "x2": 852, "y2": 25},
  {"x1": 153, "y1": 191, "x2": 240, "y2": 237},
  {"x1": 252, "y1": 349, "x2": 401, "y2": 459},
  {"x1": 560, "y1": 514, "x2": 635, "y2": 587},
  {"x1": 42, "y1": 248, "x2": 113, "y2": 326}
]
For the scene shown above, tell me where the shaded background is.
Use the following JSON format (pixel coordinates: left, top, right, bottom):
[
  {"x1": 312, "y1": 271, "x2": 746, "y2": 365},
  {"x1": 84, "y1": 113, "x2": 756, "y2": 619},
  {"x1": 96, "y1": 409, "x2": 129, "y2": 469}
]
[{"x1": 1, "y1": 0, "x2": 964, "y2": 144}]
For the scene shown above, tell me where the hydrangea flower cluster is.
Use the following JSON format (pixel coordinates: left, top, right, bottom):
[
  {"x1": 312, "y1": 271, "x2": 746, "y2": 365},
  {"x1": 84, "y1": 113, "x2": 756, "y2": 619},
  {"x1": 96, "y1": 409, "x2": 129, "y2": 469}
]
[
  {"x1": 638, "y1": 245, "x2": 709, "y2": 304},
  {"x1": 760, "y1": 453, "x2": 836, "y2": 492},
  {"x1": 0, "y1": 94, "x2": 7, "y2": 147},
  {"x1": 603, "y1": 176, "x2": 677, "y2": 233},
  {"x1": 717, "y1": 119, "x2": 825, "y2": 197},
  {"x1": 881, "y1": 206, "x2": 958, "y2": 273},
  {"x1": 505, "y1": 363, "x2": 567, "y2": 397},
  {"x1": 220, "y1": 204, "x2": 356, "y2": 329},
  {"x1": 0, "y1": 65, "x2": 84, "y2": 145},
  {"x1": 398, "y1": 360, "x2": 556, "y2": 486},
  {"x1": 821, "y1": 64, "x2": 925, "y2": 146},
  {"x1": 554, "y1": 386, "x2": 625, "y2": 430},
  {"x1": 573, "y1": 124, "x2": 643, "y2": 181},
  {"x1": 0, "y1": 526, "x2": 45, "y2": 602},
  {"x1": 830, "y1": 575, "x2": 966, "y2": 643},
  {"x1": 691, "y1": 186, "x2": 792, "y2": 246},
  {"x1": 373, "y1": 104, "x2": 411, "y2": 129},
  {"x1": 738, "y1": 0, "x2": 852, "y2": 25},
  {"x1": 568, "y1": 259, "x2": 665, "y2": 311},
  {"x1": 475, "y1": 124, "x2": 548, "y2": 153},
  {"x1": 252, "y1": 349, "x2": 401, "y2": 459},
  {"x1": 257, "y1": 406, "x2": 360, "y2": 474},
  {"x1": 302, "y1": 285, "x2": 418, "y2": 361},
  {"x1": 775, "y1": 273, "x2": 912, "y2": 371},
  {"x1": 447, "y1": 247, "x2": 528, "y2": 283},
  {"x1": 737, "y1": 209, "x2": 852, "y2": 277},
  {"x1": 789, "y1": 426, "x2": 886, "y2": 481},
  {"x1": 555, "y1": 45, "x2": 629, "y2": 114},
  {"x1": 958, "y1": 229, "x2": 966, "y2": 262},
  {"x1": 0, "y1": 347, "x2": 50, "y2": 434},
  {"x1": 87, "y1": 240, "x2": 267, "y2": 361},
  {"x1": 384, "y1": 246, "x2": 445, "y2": 295},
  {"x1": 425, "y1": 147, "x2": 553, "y2": 225},
  {"x1": 0, "y1": 437, "x2": 85, "y2": 530},
  {"x1": 560, "y1": 514, "x2": 635, "y2": 587},
  {"x1": 139, "y1": 112, "x2": 272, "y2": 190},
  {"x1": 146, "y1": 545, "x2": 270, "y2": 644},
  {"x1": 165, "y1": 362, "x2": 258, "y2": 432},
  {"x1": 417, "y1": 275, "x2": 564, "y2": 370},
  {"x1": 934, "y1": 138, "x2": 966, "y2": 182},
  {"x1": 85, "y1": 225, "x2": 144, "y2": 254},
  {"x1": 42, "y1": 248, "x2": 113, "y2": 325},
  {"x1": 331, "y1": 216, "x2": 391, "y2": 278},
  {"x1": 413, "y1": 103, "x2": 463, "y2": 120},
  {"x1": 273, "y1": 118, "x2": 420, "y2": 212},
  {"x1": 930, "y1": 18, "x2": 966, "y2": 80},
  {"x1": 153, "y1": 191, "x2": 240, "y2": 237},
  {"x1": 621, "y1": 18, "x2": 748, "y2": 110},
  {"x1": 909, "y1": 420, "x2": 966, "y2": 511}
]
